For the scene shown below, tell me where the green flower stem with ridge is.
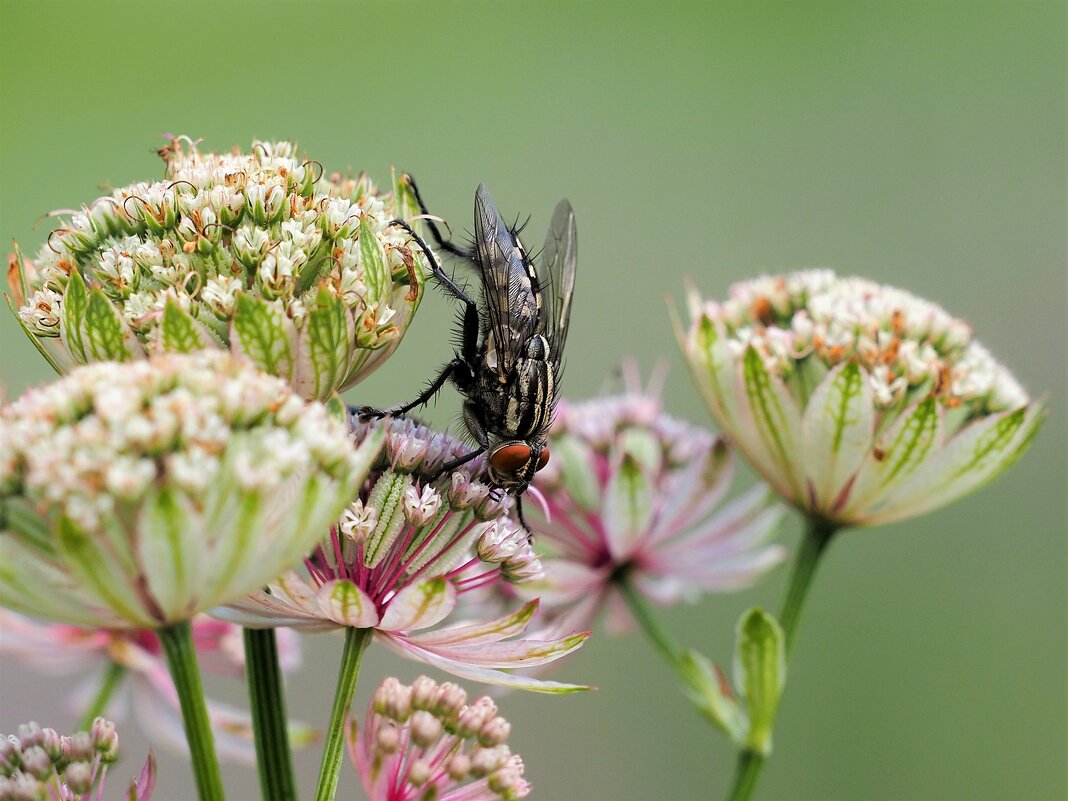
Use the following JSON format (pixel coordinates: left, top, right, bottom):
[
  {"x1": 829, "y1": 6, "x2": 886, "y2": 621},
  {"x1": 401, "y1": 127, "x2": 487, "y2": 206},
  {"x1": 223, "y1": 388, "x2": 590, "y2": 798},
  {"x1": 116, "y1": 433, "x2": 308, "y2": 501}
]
[
  {"x1": 158, "y1": 621, "x2": 226, "y2": 801},
  {"x1": 314, "y1": 626, "x2": 373, "y2": 801},
  {"x1": 618, "y1": 573, "x2": 685, "y2": 670},
  {"x1": 725, "y1": 518, "x2": 838, "y2": 801},
  {"x1": 244, "y1": 627, "x2": 297, "y2": 801},
  {"x1": 76, "y1": 660, "x2": 125, "y2": 731}
]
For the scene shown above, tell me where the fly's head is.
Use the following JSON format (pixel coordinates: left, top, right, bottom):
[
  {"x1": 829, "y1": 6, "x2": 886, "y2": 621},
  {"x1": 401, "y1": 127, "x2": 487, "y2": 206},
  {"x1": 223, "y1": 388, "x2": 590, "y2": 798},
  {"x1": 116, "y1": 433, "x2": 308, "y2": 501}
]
[{"x1": 486, "y1": 437, "x2": 551, "y2": 496}]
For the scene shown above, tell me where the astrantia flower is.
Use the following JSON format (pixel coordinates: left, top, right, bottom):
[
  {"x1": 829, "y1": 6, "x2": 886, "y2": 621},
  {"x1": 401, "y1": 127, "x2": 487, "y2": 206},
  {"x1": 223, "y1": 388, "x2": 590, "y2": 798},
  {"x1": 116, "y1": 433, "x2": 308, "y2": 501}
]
[
  {"x1": 0, "y1": 718, "x2": 155, "y2": 801},
  {"x1": 678, "y1": 271, "x2": 1043, "y2": 526},
  {"x1": 0, "y1": 611, "x2": 313, "y2": 763},
  {"x1": 347, "y1": 676, "x2": 530, "y2": 801},
  {"x1": 9, "y1": 136, "x2": 429, "y2": 400},
  {"x1": 220, "y1": 416, "x2": 589, "y2": 693},
  {"x1": 524, "y1": 379, "x2": 786, "y2": 635},
  {"x1": 0, "y1": 351, "x2": 382, "y2": 628}
]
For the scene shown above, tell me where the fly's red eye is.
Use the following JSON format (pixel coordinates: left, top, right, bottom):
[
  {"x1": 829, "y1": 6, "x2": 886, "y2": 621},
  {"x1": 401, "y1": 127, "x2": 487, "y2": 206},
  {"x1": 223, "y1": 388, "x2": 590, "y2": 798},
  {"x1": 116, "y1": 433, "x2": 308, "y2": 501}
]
[
  {"x1": 490, "y1": 444, "x2": 532, "y2": 474},
  {"x1": 536, "y1": 448, "x2": 550, "y2": 471}
]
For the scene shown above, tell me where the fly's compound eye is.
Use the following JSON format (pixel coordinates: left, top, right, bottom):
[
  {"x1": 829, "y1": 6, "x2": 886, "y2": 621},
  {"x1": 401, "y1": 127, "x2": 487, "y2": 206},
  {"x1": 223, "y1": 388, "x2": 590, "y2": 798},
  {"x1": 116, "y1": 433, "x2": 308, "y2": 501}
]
[
  {"x1": 490, "y1": 444, "x2": 533, "y2": 474},
  {"x1": 536, "y1": 448, "x2": 550, "y2": 471}
]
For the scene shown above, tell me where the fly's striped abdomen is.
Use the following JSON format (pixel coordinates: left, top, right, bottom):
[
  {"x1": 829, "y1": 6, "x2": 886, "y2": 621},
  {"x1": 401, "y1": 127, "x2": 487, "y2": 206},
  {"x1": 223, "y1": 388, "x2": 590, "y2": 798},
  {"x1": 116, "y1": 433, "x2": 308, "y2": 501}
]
[{"x1": 505, "y1": 344, "x2": 554, "y2": 439}]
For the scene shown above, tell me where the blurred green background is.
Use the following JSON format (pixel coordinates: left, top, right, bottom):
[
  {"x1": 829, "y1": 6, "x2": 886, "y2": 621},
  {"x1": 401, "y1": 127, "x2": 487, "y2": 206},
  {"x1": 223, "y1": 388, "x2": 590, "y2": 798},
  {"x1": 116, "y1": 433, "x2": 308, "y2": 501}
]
[{"x1": 1, "y1": 2, "x2": 1064, "y2": 799}]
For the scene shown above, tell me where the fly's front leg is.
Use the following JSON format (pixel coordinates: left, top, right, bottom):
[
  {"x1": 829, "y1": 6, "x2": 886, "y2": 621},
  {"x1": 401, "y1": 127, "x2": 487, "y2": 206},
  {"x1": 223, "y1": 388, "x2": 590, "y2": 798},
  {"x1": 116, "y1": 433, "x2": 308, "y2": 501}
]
[
  {"x1": 357, "y1": 358, "x2": 464, "y2": 422},
  {"x1": 400, "y1": 173, "x2": 471, "y2": 260},
  {"x1": 427, "y1": 399, "x2": 491, "y2": 479},
  {"x1": 434, "y1": 447, "x2": 485, "y2": 475},
  {"x1": 514, "y1": 495, "x2": 533, "y2": 542},
  {"x1": 389, "y1": 220, "x2": 480, "y2": 367}
]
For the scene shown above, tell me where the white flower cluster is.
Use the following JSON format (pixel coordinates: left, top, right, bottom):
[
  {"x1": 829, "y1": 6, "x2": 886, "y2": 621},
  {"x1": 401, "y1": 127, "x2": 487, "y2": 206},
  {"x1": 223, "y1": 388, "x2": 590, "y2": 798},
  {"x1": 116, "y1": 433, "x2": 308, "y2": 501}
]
[
  {"x1": 0, "y1": 351, "x2": 356, "y2": 535},
  {"x1": 707, "y1": 269, "x2": 1028, "y2": 412},
  {"x1": 13, "y1": 137, "x2": 428, "y2": 398}
]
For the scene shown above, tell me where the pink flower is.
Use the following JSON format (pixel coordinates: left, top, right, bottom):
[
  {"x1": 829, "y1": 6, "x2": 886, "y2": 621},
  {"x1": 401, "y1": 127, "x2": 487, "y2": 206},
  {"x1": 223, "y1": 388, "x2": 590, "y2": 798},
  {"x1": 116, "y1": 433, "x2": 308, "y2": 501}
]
[
  {"x1": 347, "y1": 676, "x2": 530, "y2": 801},
  {"x1": 219, "y1": 417, "x2": 589, "y2": 694},
  {"x1": 525, "y1": 373, "x2": 787, "y2": 637},
  {"x1": 0, "y1": 610, "x2": 312, "y2": 763}
]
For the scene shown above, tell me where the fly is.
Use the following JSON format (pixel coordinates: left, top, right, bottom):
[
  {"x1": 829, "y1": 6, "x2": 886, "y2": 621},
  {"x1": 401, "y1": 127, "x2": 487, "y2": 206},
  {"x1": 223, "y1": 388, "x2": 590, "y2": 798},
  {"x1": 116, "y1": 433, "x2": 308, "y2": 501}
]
[{"x1": 364, "y1": 176, "x2": 577, "y2": 531}]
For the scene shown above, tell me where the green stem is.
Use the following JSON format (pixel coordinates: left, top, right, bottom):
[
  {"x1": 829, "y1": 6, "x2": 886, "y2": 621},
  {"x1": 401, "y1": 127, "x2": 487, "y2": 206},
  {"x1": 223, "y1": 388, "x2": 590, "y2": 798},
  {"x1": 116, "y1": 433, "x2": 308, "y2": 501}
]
[
  {"x1": 725, "y1": 749, "x2": 762, "y2": 801},
  {"x1": 724, "y1": 518, "x2": 838, "y2": 801},
  {"x1": 158, "y1": 621, "x2": 226, "y2": 801},
  {"x1": 244, "y1": 628, "x2": 298, "y2": 801},
  {"x1": 77, "y1": 661, "x2": 125, "y2": 731},
  {"x1": 618, "y1": 573, "x2": 684, "y2": 669},
  {"x1": 314, "y1": 626, "x2": 373, "y2": 801}
]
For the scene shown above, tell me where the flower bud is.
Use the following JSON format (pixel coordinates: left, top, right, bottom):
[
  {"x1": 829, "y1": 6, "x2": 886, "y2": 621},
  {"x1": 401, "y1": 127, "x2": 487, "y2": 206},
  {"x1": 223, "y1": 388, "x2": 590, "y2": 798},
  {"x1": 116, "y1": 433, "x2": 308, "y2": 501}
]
[
  {"x1": 410, "y1": 676, "x2": 439, "y2": 711},
  {"x1": 63, "y1": 762, "x2": 93, "y2": 794},
  {"x1": 409, "y1": 711, "x2": 443, "y2": 749},
  {"x1": 15, "y1": 748, "x2": 49, "y2": 781},
  {"x1": 89, "y1": 718, "x2": 118, "y2": 763},
  {"x1": 0, "y1": 739, "x2": 21, "y2": 777}
]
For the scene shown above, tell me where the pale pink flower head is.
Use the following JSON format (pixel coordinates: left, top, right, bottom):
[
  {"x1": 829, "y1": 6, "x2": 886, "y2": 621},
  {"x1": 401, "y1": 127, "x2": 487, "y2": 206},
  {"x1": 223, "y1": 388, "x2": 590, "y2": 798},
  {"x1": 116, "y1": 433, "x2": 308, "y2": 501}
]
[
  {"x1": 678, "y1": 271, "x2": 1044, "y2": 526},
  {"x1": 220, "y1": 416, "x2": 589, "y2": 694},
  {"x1": 347, "y1": 675, "x2": 530, "y2": 801},
  {"x1": 0, "y1": 610, "x2": 312, "y2": 764},
  {"x1": 526, "y1": 372, "x2": 786, "y2": 636},
  {"x1": 0, "y1": 718, "x2": 155, "y2": 801}
]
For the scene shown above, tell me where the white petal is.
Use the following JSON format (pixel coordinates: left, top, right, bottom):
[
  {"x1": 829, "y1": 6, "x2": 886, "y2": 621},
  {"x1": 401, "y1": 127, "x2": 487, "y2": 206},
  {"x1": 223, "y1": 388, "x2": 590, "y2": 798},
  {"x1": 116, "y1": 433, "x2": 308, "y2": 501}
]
[
  {"x1": 734, "y1": 347, "x2": 804, "y2": 502},
  {"x1": 841, "y1": 395, "x2": 943, "y2": 521},
  {"x1": 378, "y1": 634, "x2": 591, "y2": 694},
  {"x1": 139, "y1": 488, "x2": 205, "y2": 621},
  {"x1": 602, "y1": 453, "x2": 655, "y2": 560},
  {"x1": 315, "y1": 580, "x2": 380, "y2": 628},
  {"x1": 864, "y1": 403, "x2": 1043, "y2": 525},
  {"x1": 801, "y1": 362, "x2": 876, "y2": 514},
  {"x1": 379, "y1": 577, "x2": 456, "y2": 632}
]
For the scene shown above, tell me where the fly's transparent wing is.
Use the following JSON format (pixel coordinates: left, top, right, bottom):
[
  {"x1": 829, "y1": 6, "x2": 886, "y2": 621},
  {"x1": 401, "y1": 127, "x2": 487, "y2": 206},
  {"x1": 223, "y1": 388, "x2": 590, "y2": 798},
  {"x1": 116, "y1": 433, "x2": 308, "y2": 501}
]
[
  {"x1": 473, "y1": 184, "x2": 539, "y2": 378},
  {"x1": 537, "y1": 199, "x2": 577, "y2": 368}
]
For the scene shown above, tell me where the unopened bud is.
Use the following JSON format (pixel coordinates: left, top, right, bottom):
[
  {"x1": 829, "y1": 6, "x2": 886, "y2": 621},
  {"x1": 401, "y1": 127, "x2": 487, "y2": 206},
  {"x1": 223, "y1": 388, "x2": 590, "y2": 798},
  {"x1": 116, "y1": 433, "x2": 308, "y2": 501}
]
[
  {"x1": 63, "y1": 762, "x2": 93, "y2": 794},
  {"x1": 17, "y1": 747, "x2": 50, "y2": 781},
  {"x1": 409, "y1": 676, "x2": 439, "y2": 711},
  {"x1": 409, "y1": 711, "x2": 443, "y2": 749},
  {"x1": 89, "y1": 718, "x2": 118, "y2": 763},
  {"x1": 479, "y1": 716, "x2": 512, "y2": 747},
  {"x1": 407, "y1": 758, "x2": 431, "y2": 787}
]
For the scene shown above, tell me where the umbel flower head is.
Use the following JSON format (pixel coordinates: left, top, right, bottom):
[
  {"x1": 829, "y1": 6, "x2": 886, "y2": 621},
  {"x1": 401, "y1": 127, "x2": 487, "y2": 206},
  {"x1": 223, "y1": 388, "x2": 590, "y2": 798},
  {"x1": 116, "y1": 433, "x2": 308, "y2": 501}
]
[
  {"x1": 0, "y1": 351, "x2": 383, "y2": 629},
  {"x1": 524, "y1": 374, "x2": 785, "y2": 636},
  {"x1": 10, "y1": 136, "x2": 429, "y2": 400},
  {"x1": 0, "y1": 611, "x2": 313, "y2": 763},
  {"x1": 678, "y1": 270, "x2": 1044, "y2": 526},
  {"x1": 347, "y1": 676, "x2": 530, "y2": 801},
  {"x1": 221, "y1": 416, "x2": 590, "y2": 693},
  {"x1": 0, "y1": 718, "x2": 155, "y2": 801}
]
